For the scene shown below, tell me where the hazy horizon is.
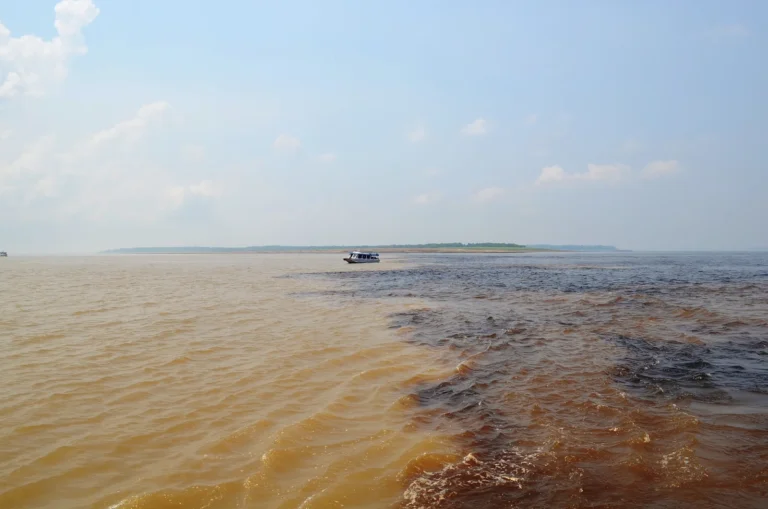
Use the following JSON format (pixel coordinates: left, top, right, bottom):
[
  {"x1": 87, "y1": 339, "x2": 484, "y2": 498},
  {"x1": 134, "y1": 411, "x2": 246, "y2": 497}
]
[
  {"x1": 2, "y1": 1, "x2": 766, "y2": 253},
  {"x1": 7, "y1": 245, "x2": 768, "y2": 257}
]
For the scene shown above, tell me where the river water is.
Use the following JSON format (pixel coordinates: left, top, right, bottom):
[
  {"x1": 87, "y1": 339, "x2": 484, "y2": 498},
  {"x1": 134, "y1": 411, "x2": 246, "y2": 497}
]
[{"x1": 1, "y1": 252, "x2": 767, "y2": 508}]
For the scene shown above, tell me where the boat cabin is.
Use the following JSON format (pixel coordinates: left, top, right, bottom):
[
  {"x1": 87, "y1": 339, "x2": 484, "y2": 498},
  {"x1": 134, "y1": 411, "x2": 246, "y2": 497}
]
[{"x1": 343, "y1": 251, "x2": 380, "y2": 263}]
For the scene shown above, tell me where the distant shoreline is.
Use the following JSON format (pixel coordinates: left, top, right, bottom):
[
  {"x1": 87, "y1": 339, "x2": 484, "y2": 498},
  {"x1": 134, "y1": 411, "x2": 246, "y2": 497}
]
[
  {"x1": 104, "y1": 248, "x2": 553, "y2": 255},
  {"x1": 102, "y1": 244, "x2": 625, "y2": 255}
]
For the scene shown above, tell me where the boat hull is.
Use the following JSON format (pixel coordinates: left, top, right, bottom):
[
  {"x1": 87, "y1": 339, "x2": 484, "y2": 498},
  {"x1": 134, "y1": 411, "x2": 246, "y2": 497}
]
[{"x1": 343, "y1": 258, "x2": 379, "y2": 264}]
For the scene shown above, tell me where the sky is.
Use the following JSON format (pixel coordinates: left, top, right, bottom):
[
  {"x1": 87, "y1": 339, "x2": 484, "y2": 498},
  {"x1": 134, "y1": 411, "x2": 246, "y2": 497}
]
[{"x1": 1, "y1": 0, "x2": 766, "y2": 253}]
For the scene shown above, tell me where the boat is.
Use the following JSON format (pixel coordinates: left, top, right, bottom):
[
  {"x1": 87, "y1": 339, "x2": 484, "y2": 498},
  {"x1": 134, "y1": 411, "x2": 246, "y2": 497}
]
[
  {"x1": 343, "y1": 251, "x2": 380, "y2": 264},
  {"x1": 0, "y1": 251, "x2": 6, "y2": 257}
]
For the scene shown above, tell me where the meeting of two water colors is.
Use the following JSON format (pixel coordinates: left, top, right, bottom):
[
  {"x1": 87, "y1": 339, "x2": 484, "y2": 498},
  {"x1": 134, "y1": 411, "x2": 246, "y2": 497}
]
[
  {"x1": 1, "y1": 252, "x2": 767, "y2": 508},
  {"x1": 327, "y1": 252, "x2": 768, "y2": 507}
]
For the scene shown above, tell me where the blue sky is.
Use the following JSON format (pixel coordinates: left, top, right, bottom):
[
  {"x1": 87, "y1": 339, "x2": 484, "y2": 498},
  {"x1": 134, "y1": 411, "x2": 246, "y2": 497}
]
[{"x1": 1, "y1": 0, "x2": 766, "y2": 252}]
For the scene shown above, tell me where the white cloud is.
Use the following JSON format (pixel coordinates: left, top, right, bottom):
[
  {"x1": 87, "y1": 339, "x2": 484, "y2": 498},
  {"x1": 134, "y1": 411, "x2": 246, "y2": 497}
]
[
  {"x1": 0, "y1": 102, "x2": 169, "y2": 190},
  {"x1": 461, "y1": 118, "x2": 488, "y2": 136},
  {"x1": 524, "y1": 114, "x2": 538, "y2": 126},
  {"x1": 407, "y1": 126, "x2": 426, "y2": 142},
  {"x1": 0, "y1": 135, "x2": 56, "y2": 184},
  {"x1": 0, "y1": 100, "x2": 222, "y2": 223},
  {"x1": 471, "y1": 187, "x2": 505, "y2": 203},
  {"x1": 708, "y1": 24, "x2": 751, "y2": 40},
  {"x1": 642, "y1": 160, "x2": 680, "y2": 178},
  {"x1": 84, "y1": 101, "x2": 170, "y2": 151},
  {"x1": 0, "y1": 128, "x2": 12, "y2": 141},
  {"x1": 53, "y1": 102, "x2": 169, "y2": 168},
  {"x1": 181, "y1": 144, "x2": 206, "y2": 162},
  {"x1": 273, "y1": 134, "x2": 300, "y2": 151},
  {"x1": 54, "y1": 0, "x2": 99, "y2": 36},
  {"x1": 0, "y1": 0, "x2": 100, "y2": 98},
  {"x1": 317, "y1": 152, "x2": 336, "y2": 163},
  {"x1": 425, "y1": 167, "x2": 440, "y2": 177},
  {"x1": 412, "y1": 191, "x2": 441, "y2": 205},
  {"x1": 167, "y1": 180, "x2": 221, "y2": 207},
  {"x1": 535, "y1": 163, "x2": 630, "y2": 186},
  {"x1": 535, "y1": 165, "x2": 566, "y2": 185},
  {"x1": 189, "y1": 180, "x2": 220, "y2": 197},
  {"x1": 0, "y1": 72, "x2": 21, "y2": 98}
]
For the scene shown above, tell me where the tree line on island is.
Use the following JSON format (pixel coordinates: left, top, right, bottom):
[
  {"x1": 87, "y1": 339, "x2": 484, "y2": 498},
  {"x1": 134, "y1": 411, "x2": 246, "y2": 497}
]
[{"x1": 103, "y1": 243, "x2": 621, "y2": 254}]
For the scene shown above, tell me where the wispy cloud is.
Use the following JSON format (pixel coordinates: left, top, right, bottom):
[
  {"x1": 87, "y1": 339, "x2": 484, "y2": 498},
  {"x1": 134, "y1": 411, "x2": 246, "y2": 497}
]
[
  {"x1": 169, "y1": 180, "x2": 221, "y2": 207},
  {"x1": 273, "y1": 134, "x2": 301, "y2": 152},
  {"x1": 412, "y1": 191, "x2": 441, "y2": 205},
  {"x1": 85, "y1": 101, "x2": 170, "y2": 151},
  {"x1": 524, "y1": 114, "x2": 538, "y2": 126},
  {"x1": 535, "y1": 163, "x2": 630, "y2": 186},
  {"x1": 407, "y1": 126, "x2": 426, "y2": 143},
  {"x1": 0, "y1": 135, "x2": 56, "y2": 184},
  {"x1": 424, "y1": 167, "x2": 440, "y2": 177},
  {"x1": 708, "y1": 23, "x2": 751, "y2": 40},
  {"x1": 181, "y1": 144, "x2": 206, "y2": 162},
  {"x1": 0, "y1": 0, "x2": 100, "y2": 98},
  {"x1": 189, "y1": 180, "x2": 220, "y2": 197},
  {"x1": 471, "y1": 187, "x2": 505, "y2": 203},
  {"x1": 1, "y1": 100, "x2": 220, "y2": 222},
  {"x1": 317, "y1": 152, "x2": 336, "y2": 163},
  {"x1": 461, "y1": 118, "x2": 488, "y2": 136},
  {"x1": 642, "y1": 160, "x2": 680, "y2": 178}
]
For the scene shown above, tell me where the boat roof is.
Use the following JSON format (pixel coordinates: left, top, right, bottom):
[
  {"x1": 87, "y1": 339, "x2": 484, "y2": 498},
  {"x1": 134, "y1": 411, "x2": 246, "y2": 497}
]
[{"x1": 350, "y1": 251, "x2": 379, "y2": 255}]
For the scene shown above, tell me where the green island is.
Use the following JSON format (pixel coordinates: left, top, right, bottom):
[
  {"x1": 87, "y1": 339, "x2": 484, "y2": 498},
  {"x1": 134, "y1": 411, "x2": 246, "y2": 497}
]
[{"x1": 103, "y1": 243, "x2": 622, "y2": 254}]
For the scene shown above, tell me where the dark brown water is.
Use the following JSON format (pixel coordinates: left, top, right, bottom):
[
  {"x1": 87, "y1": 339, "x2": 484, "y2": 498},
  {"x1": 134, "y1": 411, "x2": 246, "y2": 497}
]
[{"x1": 307, "y1": 252, "x2": 768, "y2": 508}]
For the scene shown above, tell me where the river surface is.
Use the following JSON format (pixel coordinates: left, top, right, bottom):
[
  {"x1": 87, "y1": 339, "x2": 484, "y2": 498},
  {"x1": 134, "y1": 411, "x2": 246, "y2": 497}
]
[{"x1": 1, "y1": 252, "x2": 767, "y2": 508}]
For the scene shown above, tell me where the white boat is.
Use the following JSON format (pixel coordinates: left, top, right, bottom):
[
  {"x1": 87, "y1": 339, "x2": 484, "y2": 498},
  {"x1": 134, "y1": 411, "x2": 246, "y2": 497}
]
[{"x1": 343, "y1": 251, "x2": 380, "y2": 264}]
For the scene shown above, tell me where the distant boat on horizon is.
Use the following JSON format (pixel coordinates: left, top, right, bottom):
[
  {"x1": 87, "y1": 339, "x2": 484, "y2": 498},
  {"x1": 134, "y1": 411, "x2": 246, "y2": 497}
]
[
  {"x1": 343, "y1": 251, "x2": 380, "y2": 264},
  {"x1": 0, "y1": 251, "x2": 7, "y2": 257}
]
